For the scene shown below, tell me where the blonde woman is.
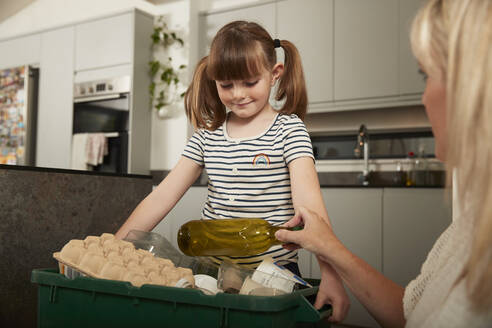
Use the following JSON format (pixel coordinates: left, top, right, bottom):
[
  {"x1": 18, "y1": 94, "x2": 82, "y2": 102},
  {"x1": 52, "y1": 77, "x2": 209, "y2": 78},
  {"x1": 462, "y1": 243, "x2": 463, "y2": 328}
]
[{"x1": 276, "y1": 0, "x2": 492, "y2": 327}]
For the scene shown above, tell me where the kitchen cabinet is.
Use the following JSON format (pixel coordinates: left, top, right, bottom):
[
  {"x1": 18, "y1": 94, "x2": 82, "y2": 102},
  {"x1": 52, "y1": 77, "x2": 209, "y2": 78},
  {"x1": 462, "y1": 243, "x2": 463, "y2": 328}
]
[
  {"x1": 36, "y1": 27, "x2": 75, "y2": 169},
  {"x1": 299, "y1": 187, "x2": 452, "y2": 328},
  {"x1": 334, "y1": 0, "x2": 398, "y2": 101},
  {"x1": 0, "y1": 34, "x2": 41, "y2": 70},
  {"x1": 199, "y1": 2, "x2": 276, "y2": 57},
  {"x1": 314, "y1": 188, "x2": 382, "y2": 328},
  {"x1": 277, "y1": 0, "x2": 334, "y2": 104},
  {"x1": 74, "y1": 13, "x2": 133, "y2": 71},
  {"x1": 399, "y1": 0, "x2": 426, "y2": 95},
  {"x1": 382, "y1": 188, "x2": 451, "y2": 286},
  {"x1": 128, "y1": 11, "x2": 154, "y2": 175},
  {"x1": 198, "y1": 0, "x2": 423, "y2": 114}
]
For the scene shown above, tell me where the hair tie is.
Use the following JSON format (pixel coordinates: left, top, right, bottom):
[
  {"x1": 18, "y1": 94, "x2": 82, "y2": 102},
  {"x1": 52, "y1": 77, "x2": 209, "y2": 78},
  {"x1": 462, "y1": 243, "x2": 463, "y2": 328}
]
[{"x1": 273, "y1": 39, "x2": 281, "y2": 48}]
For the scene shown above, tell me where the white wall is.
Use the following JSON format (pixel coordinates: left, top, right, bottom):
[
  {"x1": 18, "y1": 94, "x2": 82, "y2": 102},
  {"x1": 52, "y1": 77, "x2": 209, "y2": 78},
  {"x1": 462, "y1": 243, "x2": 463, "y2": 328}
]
[
  {"x1": 150, "y1": 1, "x2": 190, "y2": 170},
  {"x1": 0, "y1": 0, "x2": 35, "y2": 25},
  {"x1": 197, "y1": 0, "x2": 266, "y2": 11}
]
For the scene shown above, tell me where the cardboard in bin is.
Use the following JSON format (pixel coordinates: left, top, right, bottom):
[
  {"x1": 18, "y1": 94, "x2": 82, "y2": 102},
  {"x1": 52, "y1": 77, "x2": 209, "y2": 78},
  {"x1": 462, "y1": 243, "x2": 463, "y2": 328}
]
[{"x1": 31, "y1": 268, "x2": 331, "y2": 328}]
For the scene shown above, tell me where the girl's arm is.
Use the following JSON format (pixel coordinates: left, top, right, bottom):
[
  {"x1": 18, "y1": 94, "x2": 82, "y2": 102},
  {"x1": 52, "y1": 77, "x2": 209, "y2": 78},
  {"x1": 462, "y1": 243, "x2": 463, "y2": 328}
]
[
  {"x1": 288, "y1": 157, "x2": 350, "y2": 323},
  {"x1": 115, "y1": 156, "x2": 203, "y2": 239},
  {"x1": 277, "y1": 186, "x2": 406, "y2": 327}
]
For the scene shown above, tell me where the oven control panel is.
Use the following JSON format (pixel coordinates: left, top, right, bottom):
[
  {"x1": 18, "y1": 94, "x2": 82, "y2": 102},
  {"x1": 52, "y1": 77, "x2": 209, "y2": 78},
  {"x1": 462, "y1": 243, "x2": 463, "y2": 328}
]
[{"x1": 74, "y1": 76, "x2": 131, "y2": 99}]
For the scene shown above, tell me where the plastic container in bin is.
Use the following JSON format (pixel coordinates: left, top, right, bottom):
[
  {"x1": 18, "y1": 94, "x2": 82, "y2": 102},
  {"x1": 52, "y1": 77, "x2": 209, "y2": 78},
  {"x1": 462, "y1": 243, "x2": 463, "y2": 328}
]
[
  {"x1": 124, "y1": 230, "x2": 219, "y2": 277},
  {"x1": 31, "y1": 268, "x2": 331, "y2": 328}
]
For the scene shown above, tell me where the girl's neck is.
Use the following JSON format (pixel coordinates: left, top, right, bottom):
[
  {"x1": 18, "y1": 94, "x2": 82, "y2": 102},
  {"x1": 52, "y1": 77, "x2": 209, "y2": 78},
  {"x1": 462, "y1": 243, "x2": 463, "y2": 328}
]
[{"x1": 226, "y1": 105, "x2": 278, "y2": 139}]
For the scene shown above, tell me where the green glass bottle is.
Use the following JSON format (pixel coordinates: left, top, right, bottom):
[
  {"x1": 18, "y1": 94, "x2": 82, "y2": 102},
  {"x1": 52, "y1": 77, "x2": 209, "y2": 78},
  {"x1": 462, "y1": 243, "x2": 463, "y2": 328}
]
[{"x1": 177, "y1": 218, "x2": 292, "y2": 257}]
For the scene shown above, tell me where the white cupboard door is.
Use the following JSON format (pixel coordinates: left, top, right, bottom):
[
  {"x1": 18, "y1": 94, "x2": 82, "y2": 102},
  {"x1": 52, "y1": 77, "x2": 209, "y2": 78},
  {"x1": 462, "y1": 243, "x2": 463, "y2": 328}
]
[
  {"x1": 334, "y1": 0, "x2": 398, "y2": 100},
  {"x1": 75, "y1": 13, "x2": 133, "y2": 71},
  {"x1": 0, "y1": 34, "x2": 41, "y2": 70},
  {"x1": 36, "y1": 27, "x2": 75, "y2": 169},
  {"x1": 199, "y1": 3, "x2": 276, "y2": 57},
  {"x1": 383, "y1": 188, "x2": 451, "y2": 287},
  {"x1": 319, "y1": 188, "x2": 382, "y2": 328},
  {"x1": 297, "y1": 248, "x2": 312, "y2": 278},
  {"x1": 399, "y1": 0, "x2": 426, "y2": 95},
  {"x1": 277, "y1": 0, "x2": 334, "y2": 105}
]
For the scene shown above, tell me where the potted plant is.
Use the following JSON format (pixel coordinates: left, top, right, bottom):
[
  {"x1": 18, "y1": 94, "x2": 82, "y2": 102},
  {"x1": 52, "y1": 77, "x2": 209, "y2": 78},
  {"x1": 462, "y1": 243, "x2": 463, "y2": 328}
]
[{"x1": 149, "y1": 16, "x2": 186, "y2": 117}]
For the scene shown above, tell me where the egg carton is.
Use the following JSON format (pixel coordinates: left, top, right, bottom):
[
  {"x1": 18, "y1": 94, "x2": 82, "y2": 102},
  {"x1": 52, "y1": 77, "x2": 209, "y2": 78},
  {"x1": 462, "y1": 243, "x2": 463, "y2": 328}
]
[{"x1": 53, "y1": 233, "x2": 195, "y2": 288}]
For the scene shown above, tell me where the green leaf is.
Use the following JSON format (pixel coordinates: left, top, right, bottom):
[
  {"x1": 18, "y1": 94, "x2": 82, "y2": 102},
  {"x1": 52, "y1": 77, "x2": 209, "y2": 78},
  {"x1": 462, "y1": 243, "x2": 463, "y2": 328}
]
[
  {"x1": 149, "y1": 82, "x2": 155, "y2": 95},
  {"x1": 149, "y1": 61, "x2": 160, "y2": 76},
  {"x1": 150, "y1": 15, "x2": 186, "y2": 111}
]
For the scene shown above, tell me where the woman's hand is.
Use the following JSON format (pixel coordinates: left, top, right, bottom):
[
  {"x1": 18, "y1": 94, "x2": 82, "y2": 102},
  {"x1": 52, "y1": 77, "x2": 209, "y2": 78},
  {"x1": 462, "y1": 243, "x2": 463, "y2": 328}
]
[
  {"x1": 276, "y1": 207, "x2": 350, "y2": 322},
  {"x1": 275, "y1": 206, "x2": 344, "y2": 263}
]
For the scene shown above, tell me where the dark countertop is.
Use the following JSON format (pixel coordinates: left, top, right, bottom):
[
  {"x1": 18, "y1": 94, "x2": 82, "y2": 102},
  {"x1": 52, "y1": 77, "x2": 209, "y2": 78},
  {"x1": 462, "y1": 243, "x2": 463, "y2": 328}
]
[
  {"x1": 0, "y1": 164, "x2": 152, "y2": 179},
  {"x1": 0, "y1": 163, "x2": 153, "y2": 328},
  {"x1": 151, "y1": 170, "x2": 446, "y2": 188}
]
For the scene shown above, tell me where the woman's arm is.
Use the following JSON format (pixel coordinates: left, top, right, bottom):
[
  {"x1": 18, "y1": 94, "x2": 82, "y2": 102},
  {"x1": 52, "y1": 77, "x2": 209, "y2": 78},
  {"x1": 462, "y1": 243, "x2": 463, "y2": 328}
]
[
  {"x1": 288, "y1": 157, "x2": 350, "y2": 322},
  {"x1": 115, "y1": 156, "x2": 203, "y2": 239},
  {"x1": 277, "y1": 206, "x2": 406, "y2": 328}
]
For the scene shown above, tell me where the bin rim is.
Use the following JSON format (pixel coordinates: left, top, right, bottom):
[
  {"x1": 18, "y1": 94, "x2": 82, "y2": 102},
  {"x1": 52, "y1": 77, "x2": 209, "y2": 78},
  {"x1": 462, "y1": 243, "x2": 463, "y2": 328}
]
[{"x1": 31, "y1": 267, "x2": 330, "y2": 319}]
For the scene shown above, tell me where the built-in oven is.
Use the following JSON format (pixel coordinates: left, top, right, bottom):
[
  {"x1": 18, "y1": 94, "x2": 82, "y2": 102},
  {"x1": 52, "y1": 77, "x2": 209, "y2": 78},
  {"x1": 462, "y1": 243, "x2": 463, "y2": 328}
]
[{"x1": 73, "y1": 76, "x2": 131, "y2": 173}]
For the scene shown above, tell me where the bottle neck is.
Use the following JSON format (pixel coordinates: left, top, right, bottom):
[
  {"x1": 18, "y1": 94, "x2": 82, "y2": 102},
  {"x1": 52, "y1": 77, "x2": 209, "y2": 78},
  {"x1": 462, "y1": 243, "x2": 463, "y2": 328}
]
[{"x1": 269, "y1": 225, "x2": 300, "y2": 244}]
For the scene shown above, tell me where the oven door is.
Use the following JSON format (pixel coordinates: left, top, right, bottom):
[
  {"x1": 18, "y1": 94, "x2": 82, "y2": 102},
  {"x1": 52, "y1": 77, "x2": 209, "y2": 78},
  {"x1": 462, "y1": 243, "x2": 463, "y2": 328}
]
[
  {"x1": 73, "y1": 94, "x2": 129, "y2": 133},
  {"x1": 73, "y1": 93, "x2": 130, "y2": 174}
]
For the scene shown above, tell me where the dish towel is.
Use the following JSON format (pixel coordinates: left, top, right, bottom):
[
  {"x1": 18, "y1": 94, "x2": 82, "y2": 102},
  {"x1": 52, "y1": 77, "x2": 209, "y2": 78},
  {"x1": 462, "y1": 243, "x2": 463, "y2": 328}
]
[
  {"x1": 71, "y1": 133, "x2": 108, "y2": 170},
  {"x1": 71, "y1": 133, "x2": 89, "y2": 170},
  {"x1": 86, "y1": 133, "x2": 108, "y2": 166}
]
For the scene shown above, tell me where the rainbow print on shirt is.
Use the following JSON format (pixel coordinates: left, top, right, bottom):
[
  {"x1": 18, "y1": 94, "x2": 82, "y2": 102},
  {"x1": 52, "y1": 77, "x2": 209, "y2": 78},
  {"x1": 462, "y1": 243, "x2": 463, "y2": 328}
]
[{"x1": 252, "y1": 153, "x2": 270, "y2": 166}]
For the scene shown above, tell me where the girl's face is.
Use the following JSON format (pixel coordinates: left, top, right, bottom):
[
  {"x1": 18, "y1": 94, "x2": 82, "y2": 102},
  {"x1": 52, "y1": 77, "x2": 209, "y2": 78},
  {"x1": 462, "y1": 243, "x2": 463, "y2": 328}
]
[
  {"x1": 215, "y1": 64, "x2": 283, "y2": 120},
  {"x1": 421, "y1": 70, "x2": 447, "y2": 161}
]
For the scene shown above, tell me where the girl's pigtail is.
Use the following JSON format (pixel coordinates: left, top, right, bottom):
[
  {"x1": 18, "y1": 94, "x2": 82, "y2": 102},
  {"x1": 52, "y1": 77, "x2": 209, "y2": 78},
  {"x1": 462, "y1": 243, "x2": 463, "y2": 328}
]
[
  {"x1": 276, "y1": 40, "x2": 308, "y2": 120},
  {"x1": 184, "y1": 56, "x2": 226, "y2": 130}
]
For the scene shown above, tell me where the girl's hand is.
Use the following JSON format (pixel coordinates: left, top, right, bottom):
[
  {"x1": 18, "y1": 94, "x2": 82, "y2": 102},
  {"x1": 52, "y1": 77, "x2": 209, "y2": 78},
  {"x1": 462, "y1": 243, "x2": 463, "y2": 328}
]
[
  {"x1": 316, "y1": 260, "x2": 350, "y2": 323},
  {"x1": 275, "y1": 206, "x2": 343, "y2": 263}
]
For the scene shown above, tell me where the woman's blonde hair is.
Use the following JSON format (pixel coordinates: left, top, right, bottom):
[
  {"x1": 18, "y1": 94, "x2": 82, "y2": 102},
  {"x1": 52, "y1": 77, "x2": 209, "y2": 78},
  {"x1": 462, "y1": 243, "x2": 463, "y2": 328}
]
[
  {"x1": 411, "y1": 0, "x2": 492, "y2": 311},
  {"x1": 184, "y1": 21, "x2": 307, "y2": 130}
]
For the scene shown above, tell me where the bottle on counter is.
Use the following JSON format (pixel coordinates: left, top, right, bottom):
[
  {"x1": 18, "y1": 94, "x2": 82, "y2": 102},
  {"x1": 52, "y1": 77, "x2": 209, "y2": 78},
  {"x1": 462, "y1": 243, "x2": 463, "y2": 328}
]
[
  {"x1": 414, "y1": 146, "x2": 428, "y2": 186},
  {"x1": 177, "y1": 218, "x2": 298, "y2": 257},
  {"x1": 405, "y1": 151, "x2": 416, "y2": 187}
]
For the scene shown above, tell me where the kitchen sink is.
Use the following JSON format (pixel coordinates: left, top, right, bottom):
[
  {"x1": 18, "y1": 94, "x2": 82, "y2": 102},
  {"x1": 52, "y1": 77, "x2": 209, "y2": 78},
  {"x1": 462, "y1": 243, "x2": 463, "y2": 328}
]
[{"x1": 317, "y1": 170, "x2": 446, "y2": 187}]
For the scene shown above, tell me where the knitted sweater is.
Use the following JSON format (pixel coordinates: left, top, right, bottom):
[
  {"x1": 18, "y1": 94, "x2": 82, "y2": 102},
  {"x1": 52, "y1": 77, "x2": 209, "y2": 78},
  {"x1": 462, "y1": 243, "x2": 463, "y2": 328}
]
[{"x1": 403, "y1": 211, "x2": 492, "y2": 327}]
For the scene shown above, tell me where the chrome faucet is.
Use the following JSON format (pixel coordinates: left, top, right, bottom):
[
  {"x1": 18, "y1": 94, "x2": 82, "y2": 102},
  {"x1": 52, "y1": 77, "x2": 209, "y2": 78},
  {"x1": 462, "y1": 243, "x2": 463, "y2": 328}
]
[{"x1": 354, "y1": 124, "x2": 370, "y2": 185}]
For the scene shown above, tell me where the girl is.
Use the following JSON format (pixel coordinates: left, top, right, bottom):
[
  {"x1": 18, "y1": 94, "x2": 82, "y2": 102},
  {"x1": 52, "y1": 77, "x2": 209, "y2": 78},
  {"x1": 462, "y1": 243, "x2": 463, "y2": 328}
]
[{"x1": 116, "y1": 21, "x2": 349, "y2": 322}]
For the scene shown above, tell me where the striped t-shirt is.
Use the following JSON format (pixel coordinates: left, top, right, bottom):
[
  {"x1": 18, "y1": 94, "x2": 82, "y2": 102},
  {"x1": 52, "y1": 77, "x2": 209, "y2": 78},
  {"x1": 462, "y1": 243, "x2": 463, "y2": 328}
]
[{"x1": 182, "y1": 113, "x2": 314, "y2": 268}]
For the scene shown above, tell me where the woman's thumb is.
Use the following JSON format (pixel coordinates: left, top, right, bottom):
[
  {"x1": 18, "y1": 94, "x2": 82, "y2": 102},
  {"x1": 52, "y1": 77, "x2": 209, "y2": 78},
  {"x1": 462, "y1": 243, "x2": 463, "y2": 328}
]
[{"x1": 275, "y1": 229, "x2": 299, "y2": 244}]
